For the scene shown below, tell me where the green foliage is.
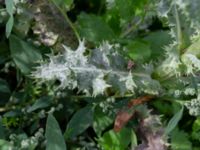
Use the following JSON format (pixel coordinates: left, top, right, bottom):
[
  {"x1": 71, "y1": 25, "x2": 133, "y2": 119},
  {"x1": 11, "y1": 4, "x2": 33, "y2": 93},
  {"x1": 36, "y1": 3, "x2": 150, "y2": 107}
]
[
  {"x1": 46, "y1": 114, "x2": 67, "y2": 150},
  {"x1": 5, "y1": 0, "x2": 14, "y2": 38},
  {"x1": 27, "y1": 97, "x2": 52, "y2": 113},
  {"x1": 93, "y1": 108, "x2": 113, "y2": 136},
  {"x1": 0, "y1": 0, "x2": 200, "y2": 149},
  {"x1": 77, "y1": 13, "x2": 116, "y2": 43},
  {"x1": 192, "y1": 117, "x2": 200, "y2": 141},
  {"x1": 165, "y1": 106, "x2": 183, "y2": 134},
  {"x1": 170, "y1": 128, "x2": 192, "y2": 150},
  {"x1": 65, "y1": 106, "x2": 94, "y2": 139},
  {"x1": 98, "y1": 128, "x2": 132, "y2": 150},
  {"x1": 9, "y1": 35, "x2": 42, "y2": 74},
  {"x1": 126, "y1": 40, "x2": 151, "y2": 62}
]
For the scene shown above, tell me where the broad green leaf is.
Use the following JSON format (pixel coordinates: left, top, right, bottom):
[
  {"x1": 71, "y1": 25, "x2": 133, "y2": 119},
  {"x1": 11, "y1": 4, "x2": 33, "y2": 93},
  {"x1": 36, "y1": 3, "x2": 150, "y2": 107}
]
[
  {"x1": 0, "y1": 139, "x2": 13, "y2": 150},
  {"x1": 93, "y1": 108, "x2": 113, "y2": 136},
  {"x1": 170, "y1": 128, "x2": 192, "y2": 150},
  {"x1": 27, "y1": 97, "x2": 52, "y2": 113},
  {"x1": 131, "y1": 130, "x2": 137, "y2": 149},
  {"x1": 115, "y1": 0, "x2": 135, "y2": 25},
  {"x1": 103, "y1": 8, "x2": 121, "y2": 35},
  {"x1": 9, "y1": 35, "x2": 42, "y2": 74},
  {"x1": 98, "y1": 128, "x2": 132, "y2": 150},
  {"x1": 144, "y1": 30, "x2": 171, "y2": 60},
  {"x1": 6, "y1": 16, "x2": 14, "y2": 38},
  {"x1": 5, "y1": 0, "x2": 14, "y2": 15},
  {"x1": 5, "y1": 0, "x2": 14, "y2": 38},
  {"x1": 46, "y1": 114, "x2": 67, "y2": 150},
  {"x1": 165, "y1": 106, "x2": 184, "y2": 134},
  {"x1": 127, "y1": 40, "x2": 151, "y2": 62},
  {"x1": 191, "y1": 117, "x2": 200, "y2": 141},
  {"x1": 106, "y1": 0, "x2": 150, "y2": 31},
  {"x1": 65, "y1": 106, "x2": 94, "y2": 139},
  {"x1": 192, "y1": 117, "x2": 200, "y2": 131},
  {"x1": 77, "y1": 13, "x2": 116, "y2": 43}
]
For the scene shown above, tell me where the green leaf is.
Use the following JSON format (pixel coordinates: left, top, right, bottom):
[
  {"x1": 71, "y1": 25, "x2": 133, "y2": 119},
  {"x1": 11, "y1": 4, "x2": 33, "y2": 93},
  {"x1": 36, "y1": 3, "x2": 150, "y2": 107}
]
[
  {"x1": 77, "y1": 13, "x2": 116, "y2": 43},
  {"x1": 131, "y1": 130, "x2": 137, "y2": 149},
  {"x1": 191, "y1": 117, "x2": 200, "y2": 141},
  {"x1": 103, "y1": 9, "x2": 121, "y2": 35},
  {"x1": 170, "y1": 128, "x2": 192, "y2": 150},
  {"x1": 9, "y1": 35, "x2": 42, "y2": 74},
  {"x1": 127, "y1": 40, "x2": 151, "y2": 62},
  {"x1": 5, "y1": 0, "x2": 14, "y2": 38},
  {"x1": 5, "y1": 0, "x2": 14, "y2": 15},
  {"x1": 115, "y1": 0, "x2": 135, "y2": 25},
  {"x1": 192, "y1": 117, "x2": 200, "y2": 131},
  {"x1": 6, "y1": 16, "x2": 14, "y2": 38},
  {"x1": 51, "y1": 0, "x2": 73, "y2": 11},
  {"x1": 143, "y1": 30, "x2": 172, "y2": 60},
  {"x1": 165, "y1": 106, "x2": 184, "y2": 134},
  {"x1": 65, "y1": 106, "x2": 94, "y2": 139},
  {"x1": 98, "y1": 128, "x2": 132, "y2": 150},
  {"x1": 93, "y1": 108, "x2": 113, "y2": 136},
  {"x1": 0, "y1": 139, "x2": 13, "y2": 150},
  {"x1": 45, "y1": 114, "x2": 67, "y2": 150},
  {"x1": 27, "y1": 97, "x2": 52, "y2": 113}
]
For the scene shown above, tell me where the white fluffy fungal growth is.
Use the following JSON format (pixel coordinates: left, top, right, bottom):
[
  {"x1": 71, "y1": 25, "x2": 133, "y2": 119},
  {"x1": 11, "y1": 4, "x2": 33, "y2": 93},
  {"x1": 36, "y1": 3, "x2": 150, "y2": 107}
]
[
  {"x1": 33, "y1": 41, "x2": 161, "y2": 96},
  {"x1": 120, "y1": 72, "x2": 137, "y2": 93},
  {"x1": 92, "y1": 74, "x2": 111, "y2": 97},
  {"x1": 182, "y1": 54, "x2": 200, "y2": 74}
]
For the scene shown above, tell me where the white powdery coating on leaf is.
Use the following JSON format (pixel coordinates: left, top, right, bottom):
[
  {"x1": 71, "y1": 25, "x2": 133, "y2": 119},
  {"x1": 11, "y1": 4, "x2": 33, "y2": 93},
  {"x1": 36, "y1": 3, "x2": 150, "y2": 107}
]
[
  {"x1": 182, "y1": 54, "x2": 200, "y2": 74},
  {"x1": 99, "y1": 41, "x2": 112, "y2": 66},
  {"x1": 63, "y1": 40, "x2": 88, "y2": 66},
  {"x1": 163, "y1": 44, "x2": 182, "y2": 76},
  {"x1": 120, "y1": 72, "x2": 137, "y2": 93},
  {"x1": 33, "y1": 40, "x2": 159, "y2": 96},
  {"x1": 92, "y1": 74, "x2": 111, "y2": 97}
]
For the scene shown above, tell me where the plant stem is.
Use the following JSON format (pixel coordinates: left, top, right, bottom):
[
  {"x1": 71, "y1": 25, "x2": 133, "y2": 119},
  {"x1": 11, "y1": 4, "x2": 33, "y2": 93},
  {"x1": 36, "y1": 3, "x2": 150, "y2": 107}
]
[
  {"x1": 159, "y1": 97, "x2": 187, "y2": 105},
  {"x1": 49, "y1": 0, "x2": 80, "y2": 41},
  {"x1": 70, "y1": 94, "x2": 135, "y2": 99}
]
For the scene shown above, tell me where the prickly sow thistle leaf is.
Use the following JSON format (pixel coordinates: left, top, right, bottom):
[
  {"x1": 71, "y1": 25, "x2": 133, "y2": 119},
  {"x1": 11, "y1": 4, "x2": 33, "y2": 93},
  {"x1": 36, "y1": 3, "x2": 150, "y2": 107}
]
[
  {"x1": 157, "y1": 0, "x2": 200, "y2": 51},
  {"x1": 33, "y1": 41, "x2": 147, "y2": 96},
  {"x1": 33, "y1": 40, "x2": 162, "y2": 96}
]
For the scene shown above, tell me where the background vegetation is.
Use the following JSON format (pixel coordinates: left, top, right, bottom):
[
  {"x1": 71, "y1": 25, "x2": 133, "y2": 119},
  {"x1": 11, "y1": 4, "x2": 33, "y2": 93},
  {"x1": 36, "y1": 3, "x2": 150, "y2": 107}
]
[{"x1": 0, "y1": 0, "x2": 200, "y2": 149}]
